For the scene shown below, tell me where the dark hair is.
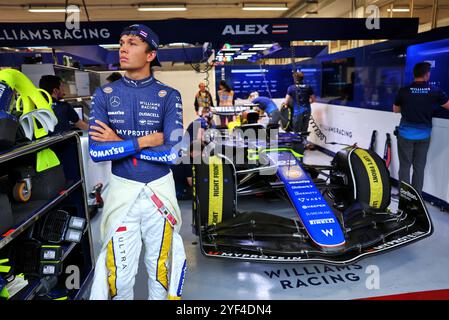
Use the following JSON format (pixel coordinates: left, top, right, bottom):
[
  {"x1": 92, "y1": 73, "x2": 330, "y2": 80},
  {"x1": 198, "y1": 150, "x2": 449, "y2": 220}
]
[
  {"x1": 121, "y1": 31, "x2": 154, "y2": 53},
  {"x1": 293, "y1": 71, "x2": 304, "y2": 84},
  {"x1": 413, "y1": 62, "x2": 431, "y2": 78},
  {"x1": 219, "y1": 80, "x2": 232, "y2": 92},
  {"x1": 106, "y1": 72, "x2": 123, "y2": 83},
  {"x1": 39, "y1": 75, "x2": 62, "y2": 96}
]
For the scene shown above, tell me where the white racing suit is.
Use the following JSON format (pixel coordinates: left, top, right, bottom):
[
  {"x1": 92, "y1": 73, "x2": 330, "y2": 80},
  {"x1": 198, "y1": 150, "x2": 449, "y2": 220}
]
[{"x1": 89, "y1": 172, "x2": 186, "y2": 300}]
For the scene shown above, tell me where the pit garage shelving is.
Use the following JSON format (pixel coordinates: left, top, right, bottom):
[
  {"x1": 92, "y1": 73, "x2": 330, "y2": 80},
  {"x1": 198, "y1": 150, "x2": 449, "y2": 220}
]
[{"x1": 0, "y1": 132, "x2": 94, "y2": 300}]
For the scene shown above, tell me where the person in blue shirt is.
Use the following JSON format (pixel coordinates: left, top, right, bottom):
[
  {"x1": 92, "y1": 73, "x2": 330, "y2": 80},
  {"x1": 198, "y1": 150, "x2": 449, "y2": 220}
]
[
  {"x1": 173, "y1": 107, "x2": 215, "y2": 199},
  {"x1": 39, "y1": 75, "x2": 88, "y2": 134},
  {"x1": 88, "y1": 24, "x2": 186, "y2": 300},
  {"x1": 285, "y1": 71, "x2": 316, "y2": 134},
  {"x1": 393, "y1": 62, "x2": 449, "y2": 195},
  {"x1": 184, "y1": 107, "x2": 215, "y2": 146},
  {"x1": 248, "y1": 91, "x2": 281, "y2": 125}
]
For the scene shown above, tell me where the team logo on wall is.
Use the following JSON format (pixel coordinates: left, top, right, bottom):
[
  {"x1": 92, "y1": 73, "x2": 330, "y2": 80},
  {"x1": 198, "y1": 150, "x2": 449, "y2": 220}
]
[
  {"x1": 110, "y1": 96, "x2": 121, "y2": 108},
  {"x1": 158, "y1": 90, "x2": 167, "y2": 98},
  {"x1": 282, "y1": 167, "x2": 302, "y2": 180},
  {"x1": 103, "y1": 87, "x2": 113, "y2": 94}
]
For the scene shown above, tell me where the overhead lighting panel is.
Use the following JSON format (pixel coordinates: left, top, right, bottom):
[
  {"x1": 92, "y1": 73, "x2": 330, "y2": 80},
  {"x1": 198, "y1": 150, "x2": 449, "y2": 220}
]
[
  {"x1": 387, "y1": 8, "x2": 410, "y2": 12},
  {"x1": 242, "y1": 3, "x2": 288, "y2": 11},
  {"x1": 138, "y1": 4, "x2": 187, "y2": 11},
  {"x1": 28, "y1": 5, "x2": 80, "y2": 13}
]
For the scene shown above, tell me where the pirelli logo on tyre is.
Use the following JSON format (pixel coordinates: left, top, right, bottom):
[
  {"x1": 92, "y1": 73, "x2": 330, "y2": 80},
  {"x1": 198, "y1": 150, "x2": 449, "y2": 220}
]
[{"x1": 208, "y1": 156, "x2": 223, "y2": 226}]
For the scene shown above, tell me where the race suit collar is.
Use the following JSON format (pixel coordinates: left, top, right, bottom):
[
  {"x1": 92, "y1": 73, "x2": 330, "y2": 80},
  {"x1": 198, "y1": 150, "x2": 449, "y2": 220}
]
[{"x1": 122, "y1": 75, "x2": 155, "y2": 88}]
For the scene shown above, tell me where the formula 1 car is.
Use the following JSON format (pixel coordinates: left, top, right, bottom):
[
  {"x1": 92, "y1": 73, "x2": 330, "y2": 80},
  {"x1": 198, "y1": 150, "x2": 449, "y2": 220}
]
[{"x1": 191, "y1": 123, "x2": 433, "y2": 265}]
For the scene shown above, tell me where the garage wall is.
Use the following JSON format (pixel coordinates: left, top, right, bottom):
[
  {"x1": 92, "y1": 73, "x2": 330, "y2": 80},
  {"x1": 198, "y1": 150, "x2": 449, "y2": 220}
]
[
  {"x1": 309, "y1": 102, "x2": 449, "y2": 204},
  {"x1": 154, "y1": 68, "x2": 216, "y2": 129}
]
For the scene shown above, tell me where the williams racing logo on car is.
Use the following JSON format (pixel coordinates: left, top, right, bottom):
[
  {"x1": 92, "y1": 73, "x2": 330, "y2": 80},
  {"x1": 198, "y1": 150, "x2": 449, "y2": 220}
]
[{"x1": 221, "y1": 24, "x2": 288, "y2": 35}]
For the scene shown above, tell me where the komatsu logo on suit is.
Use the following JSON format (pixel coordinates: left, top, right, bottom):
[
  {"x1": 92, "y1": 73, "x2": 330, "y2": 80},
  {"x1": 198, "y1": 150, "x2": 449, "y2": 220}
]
[
  {"x1": 90, "y1": 147, "x2": 124, "y2": 158},
  {"x1": 222, "y1": 24, "x2": 269, "y2": 35},
  {"x1": 140, "y1": 153, "x2": 176, "y2": 162}
]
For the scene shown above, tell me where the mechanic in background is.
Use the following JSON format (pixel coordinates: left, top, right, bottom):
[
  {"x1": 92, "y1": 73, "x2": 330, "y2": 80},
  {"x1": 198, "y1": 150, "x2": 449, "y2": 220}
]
[
  {"x1": 185, "y1": 107, "x2": 215, "y2": 144},
  {"x1": 393, "y1": 62, "x2": 449, "y2": 195},
  {"x1": 248, "y1": 91, "x2": 281, "y2": 125},
  {"x1": 173, "y1": 107, "x2": 215, "y2": 200},
  {"x1": 39, "y1": 75, "x2": 89, "y2": 134},
  {"x1": 285, "y1": 71, "x2": 316, "y2": 134},
  {"x1": 217, "y1": 80, "x2": 235, "y2": 126},
  {"x1": 194, "y1": 82, "x2": 214, "y2": 115}
]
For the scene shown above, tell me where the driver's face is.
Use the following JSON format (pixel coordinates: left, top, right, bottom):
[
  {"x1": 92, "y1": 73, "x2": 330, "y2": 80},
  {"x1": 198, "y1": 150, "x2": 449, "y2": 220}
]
[{"x1": 119, "y1": 34, "x2": 156, "y2": 70}]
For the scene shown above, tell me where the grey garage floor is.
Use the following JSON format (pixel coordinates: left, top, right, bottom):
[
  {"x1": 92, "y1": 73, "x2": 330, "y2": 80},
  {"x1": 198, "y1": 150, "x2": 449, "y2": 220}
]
[{"x1": 88, "y1": 150, "x2": 449, "y2": 300}]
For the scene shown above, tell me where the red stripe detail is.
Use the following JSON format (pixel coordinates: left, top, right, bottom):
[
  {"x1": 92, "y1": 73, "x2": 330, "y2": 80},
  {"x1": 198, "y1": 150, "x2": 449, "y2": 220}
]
[
  {"x1": 166, "y1": 214, "x2": 177, "y2": 226},
  {"x1": 151, "y1": 194, "x2": 164, "y2": 209},
  {"x1": 2, "y1": 229, "x2": 15, "y2": 237},
  {"x1": 386, "y1": 149, "x2": 391, "y2": 168},
  {"x1": 361, "y1": 289, "x2": 449, "y2": 300},
  {"x1": 132, "y1": 157, "x2": 137, "y2": 167},
  {"x1": 116, "y1": 226, "x2": 127, "y2": 232},
  {"x1": 272, "y1": 31, "x2": 288, "y2": 34}
]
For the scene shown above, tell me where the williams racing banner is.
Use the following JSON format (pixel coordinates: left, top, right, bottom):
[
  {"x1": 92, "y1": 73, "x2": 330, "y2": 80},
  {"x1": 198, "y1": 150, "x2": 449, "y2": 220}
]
[{"x1": 0, "y1": 18, "x2": 419, "y2": 47}]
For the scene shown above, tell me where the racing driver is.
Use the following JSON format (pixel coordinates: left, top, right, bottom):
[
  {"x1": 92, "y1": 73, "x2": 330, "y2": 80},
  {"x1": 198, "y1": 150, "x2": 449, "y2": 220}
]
[{"x1": 88, "y1": 24, "x2": 186, "y2": 300}]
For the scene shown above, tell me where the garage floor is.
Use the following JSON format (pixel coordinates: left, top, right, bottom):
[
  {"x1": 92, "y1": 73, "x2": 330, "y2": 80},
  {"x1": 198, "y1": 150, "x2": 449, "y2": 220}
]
[{"x1": 88, "y1": 150, "x2": 449, "y2": 300}]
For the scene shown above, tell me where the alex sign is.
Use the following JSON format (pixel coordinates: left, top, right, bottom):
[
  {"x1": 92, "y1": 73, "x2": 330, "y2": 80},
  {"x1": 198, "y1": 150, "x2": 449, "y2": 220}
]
[{"x1": 0, "y1": 18, "x2": 418, "y2": 47}]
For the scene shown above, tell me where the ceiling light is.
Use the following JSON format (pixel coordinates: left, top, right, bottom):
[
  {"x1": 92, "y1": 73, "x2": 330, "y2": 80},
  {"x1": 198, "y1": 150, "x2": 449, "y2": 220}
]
[
  {"x1": 221, "y1": 48, "x2": 241, "y2": 52},
  {"x1": 168, "y1": 42, "x2": 191, "y2": 47},
  {"x1": 242, "y1": 3, "x2": 288, "y2": 11},
  {"x1": 28, "y1": 6, "x2": 80, "y2": 13},
  {"x1": 387, "y1": 8, "x2": 410, "y2": 12},
  {"x1": 100, "y1": 44, "x2": 121, "y2": 49},
  {"x1": 252, "y1": 44, "x2": 274, "y2": 48},
  {"x1": 138, "y1": 4, "x2": 187, "y2": 12}
]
